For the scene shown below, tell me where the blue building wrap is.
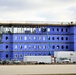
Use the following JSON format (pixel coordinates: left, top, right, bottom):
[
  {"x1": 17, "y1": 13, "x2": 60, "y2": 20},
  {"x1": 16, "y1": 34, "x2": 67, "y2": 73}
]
[{"x1": 0, "y1": 23, "x2": 75, "y2": 60}]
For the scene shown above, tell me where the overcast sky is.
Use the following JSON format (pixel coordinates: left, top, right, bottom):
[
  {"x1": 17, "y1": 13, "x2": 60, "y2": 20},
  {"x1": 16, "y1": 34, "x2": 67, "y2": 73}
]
[{"x1": 0, "y1": 0, "x2": 76, "y2": 22}]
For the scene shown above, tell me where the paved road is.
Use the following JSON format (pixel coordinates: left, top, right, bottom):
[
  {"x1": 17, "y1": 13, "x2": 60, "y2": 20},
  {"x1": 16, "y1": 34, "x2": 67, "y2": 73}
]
[{"x1": 0, "y1": 65, "x2": 76, "y2": 75}]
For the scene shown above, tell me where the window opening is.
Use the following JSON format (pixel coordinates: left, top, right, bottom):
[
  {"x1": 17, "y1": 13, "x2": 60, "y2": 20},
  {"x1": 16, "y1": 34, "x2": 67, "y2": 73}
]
[
  {"x1": 52, "y1": 37, "x2": 54, "y2": 40},
  {"x1": 57, "y1": 46, "x2": 59, "y2": 49},
  {"x1": 57, "y1": 37, "x2": 59, "y2": 40},
  {"x1": 6, "y1": 45, "x2": 8, "y2": 49},
  {"x1": 66, "y1": 46, "x2": 68, "y2": 49},
  {"x1": 52, "y1": 46, "x2": 55, "y2": 49},
  {"x1": 6, "y1": 54, "x2": 8, "y2": 58},
  {"x1": 6, "y1": 36, "x2": 8, "y2": 40},
  {"x1": 62, "y1": 45, "x2": 64, "y2": 49}
]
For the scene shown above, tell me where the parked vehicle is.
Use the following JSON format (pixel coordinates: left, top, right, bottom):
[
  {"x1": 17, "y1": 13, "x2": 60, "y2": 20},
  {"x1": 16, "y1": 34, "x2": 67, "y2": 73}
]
[
  {"x1": 0, "y1": 60, "x2": 2, "y2": 64},
  {"x1": 1, "y1": 60, "x2": 12, "y2": 65},
  {"x1": 23, "y1": 56, "x2": 52, "y2": 64},
  {"x1": 11, "y1": 59, "x2": 21, "y2": 64},
  {"x1": 71, "y1": 56, "x2": 76, "y2": 63},
  {"x1": 56, "y1": 58, "x2": 70, "y2": 63}
]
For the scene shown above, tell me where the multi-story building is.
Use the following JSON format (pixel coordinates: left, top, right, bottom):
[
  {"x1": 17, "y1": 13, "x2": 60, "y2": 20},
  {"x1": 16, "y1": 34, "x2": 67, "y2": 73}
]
[{"x1": 0, "y1": 22, "x2": 76, "y2": 60}]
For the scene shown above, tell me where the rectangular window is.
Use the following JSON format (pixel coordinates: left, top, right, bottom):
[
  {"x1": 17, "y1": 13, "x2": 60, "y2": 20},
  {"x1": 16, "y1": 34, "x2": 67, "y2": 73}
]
[
  {"x1": 57, "y1": 28, "x2": 59, "y2": 31},
  {"x1": 24, "y1": 37, "x2": 27, "y2": 40},
  {"x1": 61, "y1": 37, "x2": 64, "y2": 40},
  {"x1": 61, "y1": 28, "x2": 63, "y2": 32},
  {"x1": 39, "y1": 46, "x2": 41, "y2": 49},
  {"x1": 47, "y1": 28, "x2": 50, "y2": 32},
  {"x1": 43, "y1": 37, "x2": 45, "y2": 40},
  {"x1": 66, "y1": 46, "x2": 68, "y2": 49},
  {"x1": 29, "y1": 37, "x2": 32, "y2": 40},
  {"x1": 15, "y1": 45, "x2": 17, "y2": 49},
  {"x1": 43, "y1": 46, "x2": 46, "y2": 49},
  {"x1": 66, "y1": 29, "x2": 68, "y2": 32},
  {"x1": 38, "y1": 37, "x2": 41, "y2": 40},
  {"x1": 66, "y1": 37, "x2": 68, "y2": 40},
  {"x1": 20, "y1": 45, "x2": 22, "y2": 49},
  {"x1": 41, "y1": 27, "x2": 46, "y2": 32},
  {"x1": 52, "y1": 37, "x2": 54, "y2": 40},
  {"x1": 39, "y1": 28, "x2": 41, "y2": 31},
  {"x1": 57, "y1": 46, "x2": 59, "y2": 49},
  {"x1": 52, "y1": 28, "x2": 54, "y2": 31},
  {"x1": 52, "y1": 46, "x2": 55, "y2": 49},
  {"x1": 24, "y1": 45, "x2": 27, "y2": 49},
  {"x1": 20, "y1": 54, "x2": 22, "y2": 58},
  {"x1": 14, "y1": 54, "x2": 18, "y2": 58},
  {"x1": 34, "y1": 37, "x2": 36, "y2": 40},
  {"x1": 34, "y1": 46, "x2": 36, "y2": 49},
  {"x1": 20, "y1": 36, "x2": 22, "y2": 40},
  {"x1": 61, "y1": 46, "x2": 64, "y2": 49},
  {"x1": 57, "y1": 37, "x2": 59, "y2": 40},
  {"x1": 6, "y1": 45, "x2": 8, "y2": 49},
  {"x1": 15, "y1": 36, "x2": 18, "y2": 40},
  {"x1": 6, "y1": 36, "x2": 8, "y2": 40},
  {"x1": 48, "y1": 37, "x2": 50, "y2": 40},
  {"x1": 29, "y1": 46, "x2": 31, "y2": 49}
]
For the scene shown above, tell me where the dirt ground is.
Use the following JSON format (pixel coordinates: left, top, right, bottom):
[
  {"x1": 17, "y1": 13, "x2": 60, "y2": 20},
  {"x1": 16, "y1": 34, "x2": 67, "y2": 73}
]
[{"x1": 0, "y1": 64, "x2": 76, "y2": 75}]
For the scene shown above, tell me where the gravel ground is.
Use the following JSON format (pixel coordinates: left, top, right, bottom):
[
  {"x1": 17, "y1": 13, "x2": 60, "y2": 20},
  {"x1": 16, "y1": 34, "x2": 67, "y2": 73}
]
[{"x1": 0, "y1": 65, "x2": 76, "y2": 75}]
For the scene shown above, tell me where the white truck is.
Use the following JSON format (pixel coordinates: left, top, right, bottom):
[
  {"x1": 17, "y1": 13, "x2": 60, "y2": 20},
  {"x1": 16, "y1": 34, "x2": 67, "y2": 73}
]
[
  {"x1": 54, "y1": 51, "x2": 74, "y2": 63},
  {"x1": 23, "y1": 56, "x2": 52, "y2": 64},
  {"x1": 71, "y1": 56, "x2": 76, "y2": 63}
]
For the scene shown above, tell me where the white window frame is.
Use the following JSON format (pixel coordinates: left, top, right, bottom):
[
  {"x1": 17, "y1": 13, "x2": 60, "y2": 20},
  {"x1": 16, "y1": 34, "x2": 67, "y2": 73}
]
[
  {"x1": 20, "y1": 36, "x2": 22, "y2": 40},
  {"x1": 15, "y1": 45, "x2": 17, "y2": 49},
  {"x1": 38, "y1": 37, "x2": 41, "y2": 40},
  {"x1": 24, "y1": 45, "x2": 27, "y2": 49},
  {"x1": 34, "y1": 37, "x2": 36, "y2": 40},
  {"x1": 15, "y1": 36, "x2": 18, "y2": 40},
  {"x1": 43, "y1": 37, "x2": 45, "y2": 40},
  {"x1": 43, "y1": 46, "x2": 46, "y2": 49},
  {"x1": 24, "y1": 37, "x2": 27, "y2": 40},
  {"x1": 20, "y1": 45, "x2": 22, "y2": 49},
  {"x1": 29, "y1": 46, "x2": 31, "y2": 49},
  {"x1": 39, "y1": 28, "x2": 41, "y2": 31},
  {"x1": 34, "y1": 46, "x2": 36, "y2": 49},
  {"x1": 47, "y1": 28, "x2": 50, "y2": 32},
  {"x1": 57, "y1": 46, "x2": 59, "y2": 49},
  {"x1": 39, "y1": 46, "x2": 41, "y2": 49},
  {"x1": 29, "y1": 37, "x2": 32, "y2": 40}
]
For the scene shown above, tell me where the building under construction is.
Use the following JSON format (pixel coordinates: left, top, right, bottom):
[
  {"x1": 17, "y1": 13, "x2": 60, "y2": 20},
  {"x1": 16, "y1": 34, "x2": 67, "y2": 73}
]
[{"x1": 0, "y1": 22, "x2": 76, "y2": 60}]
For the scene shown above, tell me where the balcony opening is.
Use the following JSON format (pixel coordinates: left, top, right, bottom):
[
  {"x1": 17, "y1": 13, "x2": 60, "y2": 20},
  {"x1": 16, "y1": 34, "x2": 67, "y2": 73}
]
[
  {"x1": 41, "y1": 27, "x2": 46, "y2": 32},
  {"x1": 52, "y1": 37, "x2": 54, "y2": 40},
  {"x1": 20, "y1": 54, "x2": 22, "y2": 58},
  {"x1": 57, "y1": 28, "x2": 59, "y2": 31},
  {"x1": 57, "y1": 46, "x2": 59, "y2": 49},
  {"x1": 6, "y1": 45, "x2": 8, "y2": 49},
  {"x1": 62, "y1": 46, "x2": 64, "y2": 49},
  {"x1": 66, "y1": 37, "x2": 68, "y2": 40},
  {"x1": 48, "y1": 37, "x2": 50, "y2": 40},
  {"x1": 52, "y1": 46, "x2": 55, "y2": 49},
  {"x1": 6, "y1": 54, "x2": 8, "y2": 58},
  {"x1": 6, "y1": 36, "x2": 8, "y2": 40},
  {"x1": 66, "y1": 46, "x2": 68, "y2": 49},
  {"x1": 66, "y1": 29, "x2": 68, "y2": 32},
  {"x1": 61, "y1": 37, "x2": 64, "y2": 40},
  {"x1": 20, "y1": 45, "x2": 22, "y2": 49},
  {"x1": 57, "y1": 37, "x2": 59, "y2": 40}
]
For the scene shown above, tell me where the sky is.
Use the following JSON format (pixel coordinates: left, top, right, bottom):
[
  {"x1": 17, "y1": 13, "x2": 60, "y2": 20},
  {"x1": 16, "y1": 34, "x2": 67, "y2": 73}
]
[{"x1": 0, "y1": 0, "x2": 76, "y2": 23}]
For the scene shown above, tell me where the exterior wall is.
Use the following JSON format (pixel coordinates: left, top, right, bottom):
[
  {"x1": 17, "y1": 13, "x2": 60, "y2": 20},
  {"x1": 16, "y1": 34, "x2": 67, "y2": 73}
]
[
  {"x1": 74, "y1": 26, "x2": 76, "y2": 51},
  {"x1": 0, "y1": 25, "x2": 75, "y2": 60}
]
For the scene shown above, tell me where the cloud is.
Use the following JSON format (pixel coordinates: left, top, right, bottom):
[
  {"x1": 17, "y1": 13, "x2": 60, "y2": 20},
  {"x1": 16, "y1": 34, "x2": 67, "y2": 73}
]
[{"x1": 0, "y1": 0, "x2": 76, "y2": 22}]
